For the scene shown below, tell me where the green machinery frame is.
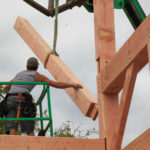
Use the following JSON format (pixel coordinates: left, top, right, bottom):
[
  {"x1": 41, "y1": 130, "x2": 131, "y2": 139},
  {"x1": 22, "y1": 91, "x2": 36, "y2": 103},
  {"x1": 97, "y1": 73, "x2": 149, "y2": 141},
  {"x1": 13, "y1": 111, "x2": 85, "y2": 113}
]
[
  {"x1": 0, "y1": 82, "x2": 53, "y2": 136},
  {"x1": 22, "y1": 0, "x2": 146, "y2": 29},
  {"x1": 84, "y1": 0, "x2": 146, "y2": 29}
]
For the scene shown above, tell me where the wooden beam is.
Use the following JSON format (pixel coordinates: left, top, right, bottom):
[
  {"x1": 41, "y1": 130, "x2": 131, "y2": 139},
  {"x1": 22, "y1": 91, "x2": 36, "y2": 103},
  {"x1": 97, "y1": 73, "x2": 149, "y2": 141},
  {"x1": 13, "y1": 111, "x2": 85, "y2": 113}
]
[
  {"x1": 94, "y1": 0, "x2": 116, "y2": 65},
  {"x1": 123, "y1": 128, "x2": 150, "y2": 150},
  {"x1": 0, "y1": 135, "x2": 105, "y2": 150},
  {"x1": 14, "y1": 17, "x2": 98, "y2": 120},
  {"x1": 112, "y1": 63, "x2": 138, "y2": 150},
  {"x1": 94, "y1": 0, "x2": 118, "y2": 150},
  {"x1": 101, "y1": 15, "x2": 150, "y2": 94}
]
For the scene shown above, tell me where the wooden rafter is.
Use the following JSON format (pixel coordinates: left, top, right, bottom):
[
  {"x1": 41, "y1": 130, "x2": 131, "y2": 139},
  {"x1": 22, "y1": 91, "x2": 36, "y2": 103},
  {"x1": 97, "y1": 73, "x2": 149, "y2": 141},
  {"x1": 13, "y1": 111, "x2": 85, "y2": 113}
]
[
  {"x1": 101, "y1": 15, "x2": 150, "y2": 94},
  {"x1": 14, "y1": 17, "x2": 98, "y2": 120},
  {"x1": 123, "y1": 128, "x2": 150, "y2": 150}
]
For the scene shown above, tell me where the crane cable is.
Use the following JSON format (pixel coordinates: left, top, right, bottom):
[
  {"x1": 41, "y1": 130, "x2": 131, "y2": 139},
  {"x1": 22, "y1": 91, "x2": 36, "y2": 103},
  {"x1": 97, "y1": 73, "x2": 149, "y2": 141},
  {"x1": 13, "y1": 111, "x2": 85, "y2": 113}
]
[{"x1": 44, "y1": 0, "x2": 59, "y2": 68}]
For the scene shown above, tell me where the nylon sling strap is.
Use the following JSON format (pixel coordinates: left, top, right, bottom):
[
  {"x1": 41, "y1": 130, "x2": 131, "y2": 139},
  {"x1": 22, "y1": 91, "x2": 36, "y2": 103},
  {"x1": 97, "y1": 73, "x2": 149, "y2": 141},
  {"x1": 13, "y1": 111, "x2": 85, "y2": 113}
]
[{"x1": 44, "y1": 0, "x2": 59, "y2": 69}]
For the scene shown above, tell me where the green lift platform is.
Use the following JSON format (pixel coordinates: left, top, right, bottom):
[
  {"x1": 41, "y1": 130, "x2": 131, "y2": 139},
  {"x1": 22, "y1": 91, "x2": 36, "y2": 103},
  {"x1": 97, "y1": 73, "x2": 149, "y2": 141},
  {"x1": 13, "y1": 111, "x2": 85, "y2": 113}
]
[{"x1": 0, "y1": 82, "x2": 53, "y2": 136}]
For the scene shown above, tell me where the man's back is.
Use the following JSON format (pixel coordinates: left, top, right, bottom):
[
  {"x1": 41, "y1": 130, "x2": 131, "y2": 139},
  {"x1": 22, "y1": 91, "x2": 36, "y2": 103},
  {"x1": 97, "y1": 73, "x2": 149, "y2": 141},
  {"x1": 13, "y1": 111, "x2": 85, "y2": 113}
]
[{"x1": 8, "y1": 70, "x2": 36, "y2": 93}]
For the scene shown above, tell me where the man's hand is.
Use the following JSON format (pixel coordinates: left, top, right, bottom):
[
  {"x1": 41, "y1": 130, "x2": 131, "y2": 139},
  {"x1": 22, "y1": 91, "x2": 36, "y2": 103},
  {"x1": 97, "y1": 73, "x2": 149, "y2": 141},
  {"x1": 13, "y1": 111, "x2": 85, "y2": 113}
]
[{"x1": 72, "y1": 83, "x2": 83, "y2": 90}]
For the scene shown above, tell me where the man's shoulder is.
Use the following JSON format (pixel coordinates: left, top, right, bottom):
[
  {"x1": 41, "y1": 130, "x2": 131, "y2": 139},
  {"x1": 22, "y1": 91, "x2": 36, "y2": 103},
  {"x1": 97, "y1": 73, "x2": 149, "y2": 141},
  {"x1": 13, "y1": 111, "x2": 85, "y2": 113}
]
[
  {"x1": 17, "y1": 70, "x2": 26, "y2": 74},
  {"x1": 15, "y1": 70, "x2": 37, "y2": 78},
  {"x1": 14, "y1": 70, "x2": 25, "y2": 77}
]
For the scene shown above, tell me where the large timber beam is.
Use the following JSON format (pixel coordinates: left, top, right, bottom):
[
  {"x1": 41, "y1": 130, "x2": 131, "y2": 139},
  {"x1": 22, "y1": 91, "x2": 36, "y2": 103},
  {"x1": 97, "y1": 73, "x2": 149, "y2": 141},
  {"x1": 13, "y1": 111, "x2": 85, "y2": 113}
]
[
  {"x1": 101, "y1": 15, "x2": 150, "y2": 94},
  {"x1": 14, "y1": 17, "x2": 98, "y2": 120},
  {"x1": 123, "y1": 128, "x2": 150, "y2": 150},
  {"x1": 94, "y1": 0, "x2": 118, "y2": 150},
  {"x1": 0, "y1": 135, "x2": 105, "y2": 150}
]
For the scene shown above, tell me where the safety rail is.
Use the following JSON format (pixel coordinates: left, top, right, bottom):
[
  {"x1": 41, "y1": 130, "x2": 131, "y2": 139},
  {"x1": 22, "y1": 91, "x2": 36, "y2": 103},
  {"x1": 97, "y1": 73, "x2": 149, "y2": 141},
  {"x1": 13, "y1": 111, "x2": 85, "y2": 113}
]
[{"x1": 0, "y1": 82, "x2": 53, "y2": 136}]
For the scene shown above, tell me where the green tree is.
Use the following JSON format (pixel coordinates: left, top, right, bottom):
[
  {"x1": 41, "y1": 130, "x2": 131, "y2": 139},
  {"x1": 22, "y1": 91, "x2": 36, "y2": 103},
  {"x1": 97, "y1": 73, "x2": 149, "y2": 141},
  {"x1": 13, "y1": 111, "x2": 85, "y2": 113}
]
[
  {"x1": 36, "y1": 109, "x2": 98, "y2": 138},
  {"x1": 54, "y1": 121, "x2": 98, "y2": 138},
  {"x1": 0, "y1": 85, "x2": 4, "y2": 101},
  {"x1": 54, "y1": 121, "x2": 75, "y2": 137}
]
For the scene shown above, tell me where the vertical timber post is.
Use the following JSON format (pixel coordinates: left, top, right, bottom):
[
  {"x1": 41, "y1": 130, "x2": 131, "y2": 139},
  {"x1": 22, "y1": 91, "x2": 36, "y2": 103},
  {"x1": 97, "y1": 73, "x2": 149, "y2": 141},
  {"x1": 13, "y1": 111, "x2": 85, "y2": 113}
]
[{"x1": 94, "y1": 0, "x2": 118, "y2": 150}]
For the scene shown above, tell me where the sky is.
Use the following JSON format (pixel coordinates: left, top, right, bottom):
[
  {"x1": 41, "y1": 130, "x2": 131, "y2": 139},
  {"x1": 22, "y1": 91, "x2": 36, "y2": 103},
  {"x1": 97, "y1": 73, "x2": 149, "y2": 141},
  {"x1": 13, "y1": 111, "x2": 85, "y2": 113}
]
[{"x1": 0, "y1": 0, "x2": 150, "y2": 148}]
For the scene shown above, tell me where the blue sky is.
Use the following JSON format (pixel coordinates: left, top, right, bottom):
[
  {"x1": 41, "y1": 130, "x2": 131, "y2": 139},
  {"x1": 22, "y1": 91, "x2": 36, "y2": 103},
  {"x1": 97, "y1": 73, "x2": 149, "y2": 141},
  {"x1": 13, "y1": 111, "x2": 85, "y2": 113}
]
[{"x1": 0, "y1": 0, "x2": 150, "y2": 148}]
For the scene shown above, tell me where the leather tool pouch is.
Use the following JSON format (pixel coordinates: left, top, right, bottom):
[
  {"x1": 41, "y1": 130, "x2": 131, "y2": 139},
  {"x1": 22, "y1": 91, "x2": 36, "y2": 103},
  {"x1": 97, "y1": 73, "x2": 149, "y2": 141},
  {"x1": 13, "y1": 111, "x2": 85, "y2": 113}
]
[
  {"x1": 0, "y1": 95, "x2": 8, "y2": 117},
  {"x1": 21, "y1": 92, "x2": 36, "y2": 118}
]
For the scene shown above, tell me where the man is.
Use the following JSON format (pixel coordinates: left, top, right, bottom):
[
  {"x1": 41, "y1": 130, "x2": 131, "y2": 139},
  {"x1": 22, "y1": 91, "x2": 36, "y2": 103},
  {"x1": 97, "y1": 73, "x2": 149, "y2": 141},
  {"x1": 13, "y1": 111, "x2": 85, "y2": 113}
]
[{"x1": 3, "y1": 57, "x2": 82, "y2": 136}]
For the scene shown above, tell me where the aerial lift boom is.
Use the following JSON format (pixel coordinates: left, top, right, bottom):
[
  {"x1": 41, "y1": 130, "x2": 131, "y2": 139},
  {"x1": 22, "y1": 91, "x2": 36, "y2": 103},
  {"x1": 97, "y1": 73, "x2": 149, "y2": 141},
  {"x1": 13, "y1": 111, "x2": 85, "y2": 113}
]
[{"x1": 84, "y1": 0, "x2": 146, "y2": 29}]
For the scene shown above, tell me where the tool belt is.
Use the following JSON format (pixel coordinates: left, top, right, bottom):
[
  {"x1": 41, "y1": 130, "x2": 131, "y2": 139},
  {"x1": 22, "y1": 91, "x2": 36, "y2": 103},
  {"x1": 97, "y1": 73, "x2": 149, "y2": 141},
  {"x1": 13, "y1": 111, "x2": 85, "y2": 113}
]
[
  {"x1": 0, "y1": 92, "x2": 36, "y2": 118},
  {"x1": 7, "y1": 93, "x2": 26, "y2": 97},
  {"x1": 20, "y1": 92, "x2": 37, "y2": 118},
  {"x1": 0, "y1": 95, "x2": 8, "y2": 117}
]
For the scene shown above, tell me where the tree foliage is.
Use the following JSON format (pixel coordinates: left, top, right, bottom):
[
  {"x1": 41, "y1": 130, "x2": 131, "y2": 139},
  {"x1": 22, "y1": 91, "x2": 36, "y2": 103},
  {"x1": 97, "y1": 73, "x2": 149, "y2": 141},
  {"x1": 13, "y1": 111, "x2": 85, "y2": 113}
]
[
  {"x1": 54, "y1": 121, "x2": 75, "y2": 137},
  {"x1": 54, "y1": 121, "x2": 98, "y2": 138},
  {"x1": 0, "y1": 85, "x2": 5, "y2": 134},
  {"x1": 0, "y1": 85, "x2": 4, "y2": 102}
]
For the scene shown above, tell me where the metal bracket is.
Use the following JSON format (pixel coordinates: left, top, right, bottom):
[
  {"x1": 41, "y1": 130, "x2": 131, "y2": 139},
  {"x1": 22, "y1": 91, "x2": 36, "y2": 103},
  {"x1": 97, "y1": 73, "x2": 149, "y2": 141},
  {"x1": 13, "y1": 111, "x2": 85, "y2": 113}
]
[
  {"x1": 114, "y1": 0, "x2": 125, "y2": 9},
  {"x1": 23, "y1": 0, "x2": 146, "y2": 29},
  {"x1": 23, "y1": 0, "x2": 87, "y2": 17}
]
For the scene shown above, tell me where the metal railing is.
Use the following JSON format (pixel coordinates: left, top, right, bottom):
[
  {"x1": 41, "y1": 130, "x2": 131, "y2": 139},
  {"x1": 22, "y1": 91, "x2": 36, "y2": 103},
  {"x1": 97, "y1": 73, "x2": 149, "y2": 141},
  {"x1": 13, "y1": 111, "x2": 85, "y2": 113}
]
[{"x1": 0, "y1": 82, "x2": 53, "y2": 136}]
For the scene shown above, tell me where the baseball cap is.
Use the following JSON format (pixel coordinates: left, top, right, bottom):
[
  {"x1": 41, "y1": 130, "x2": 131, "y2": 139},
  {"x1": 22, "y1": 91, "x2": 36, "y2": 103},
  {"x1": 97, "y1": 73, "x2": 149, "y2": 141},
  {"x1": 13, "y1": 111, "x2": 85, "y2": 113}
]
[{"x1": 27, "y1": 57, "x2": 39, "y2": 68}]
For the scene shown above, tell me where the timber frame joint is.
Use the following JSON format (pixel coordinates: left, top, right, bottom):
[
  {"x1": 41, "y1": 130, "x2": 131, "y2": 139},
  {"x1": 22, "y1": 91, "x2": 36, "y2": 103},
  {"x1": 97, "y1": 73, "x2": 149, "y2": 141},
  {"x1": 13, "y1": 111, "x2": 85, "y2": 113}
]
[{"x1": 7, "y1": 0, "x2": 150, "y2": 150}]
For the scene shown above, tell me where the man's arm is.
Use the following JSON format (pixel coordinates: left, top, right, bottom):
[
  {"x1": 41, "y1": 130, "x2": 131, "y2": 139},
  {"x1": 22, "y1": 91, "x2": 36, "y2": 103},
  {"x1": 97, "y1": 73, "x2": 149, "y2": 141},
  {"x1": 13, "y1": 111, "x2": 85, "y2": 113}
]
[
  {"x1": 35, "y1": 72, "x2": 83, "y2": 89},
  {"x1": 3, "y1": 79, "x2": 14, "y2": 94}
]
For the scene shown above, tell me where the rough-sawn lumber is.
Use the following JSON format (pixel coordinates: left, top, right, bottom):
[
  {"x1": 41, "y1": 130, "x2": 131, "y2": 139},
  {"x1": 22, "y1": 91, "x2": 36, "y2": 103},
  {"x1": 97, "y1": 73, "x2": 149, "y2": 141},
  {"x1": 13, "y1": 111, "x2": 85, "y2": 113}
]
[
  {"x1": 0, "y1": 135, "x2": 105, "y2": 150},
  {"x1": 101, "y1": 15, "x2": 150, "y2": 94},
  {"x1": 123, "y1": 128, "x2": 150, "y2": 150},
  {"x1": 14, "y1": 17, "x2": 98, "y2": 120}
]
